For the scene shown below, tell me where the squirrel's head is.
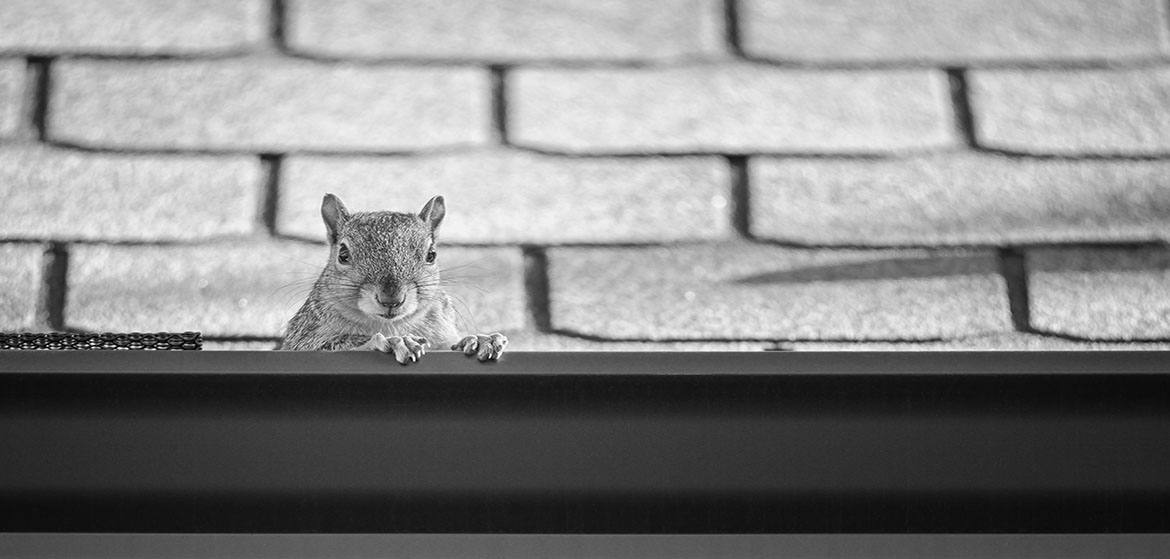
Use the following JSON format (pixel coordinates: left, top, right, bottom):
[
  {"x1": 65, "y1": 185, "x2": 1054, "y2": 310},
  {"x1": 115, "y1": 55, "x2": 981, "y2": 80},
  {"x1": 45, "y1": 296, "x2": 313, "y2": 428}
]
[{"x1": 318, "y1": 193, "x2": 446, "y2": 324}]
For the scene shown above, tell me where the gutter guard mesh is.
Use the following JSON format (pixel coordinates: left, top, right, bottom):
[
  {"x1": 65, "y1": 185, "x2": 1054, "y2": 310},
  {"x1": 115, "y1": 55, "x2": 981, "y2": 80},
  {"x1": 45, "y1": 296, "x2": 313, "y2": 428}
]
[{"x1": 0, "y1": 332, "x2": 202, "y2": 350}]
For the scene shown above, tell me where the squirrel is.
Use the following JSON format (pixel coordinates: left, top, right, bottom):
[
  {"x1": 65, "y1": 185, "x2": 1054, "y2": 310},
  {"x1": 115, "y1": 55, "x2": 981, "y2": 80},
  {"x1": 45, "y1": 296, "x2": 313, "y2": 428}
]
[{"x1": 280, "y1": 193, "x2": 507, "y2": 364}]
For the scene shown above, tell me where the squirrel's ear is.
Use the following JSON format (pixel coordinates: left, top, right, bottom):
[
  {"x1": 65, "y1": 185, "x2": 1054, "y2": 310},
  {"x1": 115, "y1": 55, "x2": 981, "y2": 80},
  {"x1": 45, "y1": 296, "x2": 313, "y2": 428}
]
[
  {"x1": 419, "y1": 195, "x2": 445, "y2": 234},
  {"x1": 321, "y1": 193, "x2": 349, "y2": 244}
]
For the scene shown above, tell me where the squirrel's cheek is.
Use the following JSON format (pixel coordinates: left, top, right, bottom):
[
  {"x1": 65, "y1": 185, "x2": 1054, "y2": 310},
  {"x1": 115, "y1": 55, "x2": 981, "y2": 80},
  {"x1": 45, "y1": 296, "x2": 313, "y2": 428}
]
[{"x1": 355, "y1": 286, "x2": 383, "y2": 316}]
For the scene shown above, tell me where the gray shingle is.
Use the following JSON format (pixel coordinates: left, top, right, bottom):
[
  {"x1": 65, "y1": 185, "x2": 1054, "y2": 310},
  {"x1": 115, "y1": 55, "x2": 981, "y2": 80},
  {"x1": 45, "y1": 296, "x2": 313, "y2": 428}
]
[
  {"x1": 971, "y1": 68, "x2": 1170, "y2": 155},
  {"x1": 547, "y1": 244, "x2": 1010, "y2": 340},
  {"x1": 49, "y1": 60, "x2": 490, "y2": 151},
  {"x1": 0, "y1": 60, "x2": 24, "y2": 139},
  {"x1": 281, "y1": 151, "x2": 732, "y2": 244},
  {"x1": 510, "y1": 66, "x2": 954, "y2": 154},
  {"x1": 751, "y1": 154, "x2": 1170, "y2": 245},
  {"x1": 67, "y1": 243, "x2": 524, "y2": 337},
  {"x1": 434, "y1": 248, "x2": 526, "y2": 334},
  {"x1": 0, "y1": 243, "x2": 43, "y2": 331},
  {"x1": 1029, "y1": 248, "x2": 1170, "y2": 340},
  {"x1": 741, "y1": 0, "x2": 1169, "y2": 63},
  {"x1": 0, "y1": 147, "x2": 260, "y2": 241},
  {"x1": 0, "y1": 0, "x2": 265, "y2": 55},
  {"x1": 287, "y1": 0, "x2": 724, "y2": 61}
]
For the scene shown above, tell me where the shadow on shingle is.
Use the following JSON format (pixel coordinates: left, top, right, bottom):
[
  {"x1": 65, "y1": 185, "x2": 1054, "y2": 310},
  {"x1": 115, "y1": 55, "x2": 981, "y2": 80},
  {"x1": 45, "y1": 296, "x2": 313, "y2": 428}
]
[
  {"x1": 1028, "y1": 246, "x2": 1170, "y2": 273},
  {"x1": 730, "y1": 254, "x2": 990, "y2": 284}
]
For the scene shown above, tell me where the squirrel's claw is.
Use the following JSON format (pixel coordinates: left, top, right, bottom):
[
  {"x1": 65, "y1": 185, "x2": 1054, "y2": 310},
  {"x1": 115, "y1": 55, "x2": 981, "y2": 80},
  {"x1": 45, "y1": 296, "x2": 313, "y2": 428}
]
[
  {"x1": 452, "y1": 333, "x2": 507, "y2": 362},
  {"x1": 368, "y1": 333, "x2": 428, "y2": 365},
  {"x1": 394, "y1": 335, "x2": 428, "y2": 364}
]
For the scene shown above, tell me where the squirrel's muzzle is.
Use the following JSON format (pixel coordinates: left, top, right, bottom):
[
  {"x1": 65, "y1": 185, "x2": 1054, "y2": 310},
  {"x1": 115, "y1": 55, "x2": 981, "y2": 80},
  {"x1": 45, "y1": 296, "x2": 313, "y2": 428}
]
[
  {"x1": 375, "y1": 289, "x2": 407, "y2": 310},
  {"x1": 376, "y1": 279, "x2": 414, "y2": 313},
  {"x1": 356, "y1": 280, "x2": 416, "y2": 320}
]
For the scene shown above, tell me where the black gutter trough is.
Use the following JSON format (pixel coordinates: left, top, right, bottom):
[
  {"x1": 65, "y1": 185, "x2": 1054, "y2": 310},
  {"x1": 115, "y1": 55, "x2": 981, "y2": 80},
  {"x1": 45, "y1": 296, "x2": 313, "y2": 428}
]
[{"x1": 1, "y1": 350, "x2": 1169, "y2": 534}]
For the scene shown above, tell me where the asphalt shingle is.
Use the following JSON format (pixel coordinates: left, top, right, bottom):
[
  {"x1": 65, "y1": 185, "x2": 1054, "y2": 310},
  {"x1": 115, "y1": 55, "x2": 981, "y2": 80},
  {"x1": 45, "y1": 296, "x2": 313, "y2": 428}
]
[
  {"x1": 510, "y1": 66, "x2": 954, "y2": 154},
  {"x1": 741, "y1": 0, "x2": 1169, "y2": 63},
  {"x1": 0, "y1": 147, "x2": 260, "y2": 241},
  {"x1": 67, "y1": 243, "x2": 524, "y2": 338},
  {"x1": 751, "y1": 154, "x2": 1170, "y2": 245},
  {"x1": 49, "y1": 60, "x2": 490, "y2": 152},
  {"x1": 0, "y1": 244, "x2": 43, "y2": 331},
  {"x1": 1029, "y1": 248, "x2": 1170, "y2": 340},
  {"x1": 0, "y1": 0, "x2": 265, "y2": 55},
  {"x1": 547, "y1": 244, "x2": 1010, "y2": 340},
  {"x1": 971, "y1": 68, "x2": 1170, "y2": 155},
  {"x1": 2, "y1": 1, "x2": 1163, "y2": 351},
  {"x1": 281, "y1": 151, "x2": 731, "y2": 244},
  {"x1": 436, "y1": 248, "x2": 526, "y2": 334},
  {"x1": 0, "y1": 60, "x2": 24, "y2": 139},
  {"x1": 287, "y1": 0, "x2": 724, "y2": 61}
]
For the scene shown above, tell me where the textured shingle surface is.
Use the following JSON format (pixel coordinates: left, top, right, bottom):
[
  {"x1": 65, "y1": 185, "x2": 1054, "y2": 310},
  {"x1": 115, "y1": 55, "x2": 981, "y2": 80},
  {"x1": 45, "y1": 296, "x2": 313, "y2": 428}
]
[
  {"x1": 972, "y1": 68, "x2": 1170, "y2": 155},
  {"x1": 741, "y1": 0, "x2": 1169, "y2": 63},
  {"x1": 433, "y1": 248, "x2": 526, "y2": 334},
  {"x1": 547, "y1": 244, "x2": 1009, "y2": 340},
  {"x1": 751, "y1": 154, "x2": 1170, "y2": 245},
  {"x1": 510, "y1": 67, "x2": 955, "y2": 153},
  {"x1": 49, "y1": 60, "x2": 491, "y2": 151},
  {"x1": 0, "y1": 147, "x2": 260, "y2": 241},
  {"x1": 0, "y1": 0, "x2": 265, "y2": 55},
  {"x1": 1029, "y1": 248, "x2": 1170, "y2": 340},
  {"x1": 281, "y1": 152, "x2": 731, "y2": 243},
  {"x1": 68, "y1": 243, "x2": 524, "y2": 337},
  {"x1": 0, "y1": 1, "x2": 1165, "y2": 350},
  {"x1": 0, "y1": 60, "x2": 24, "y2": 139},
  {"x1": 287, "y1": 0, "x2": 724, "y2": 61},
  {"x1": 0, "y1": 244, "x2": 43, "y2": 331},
  {"x1": 68, "y1": 242, "x2": 321, "y2": 337}
]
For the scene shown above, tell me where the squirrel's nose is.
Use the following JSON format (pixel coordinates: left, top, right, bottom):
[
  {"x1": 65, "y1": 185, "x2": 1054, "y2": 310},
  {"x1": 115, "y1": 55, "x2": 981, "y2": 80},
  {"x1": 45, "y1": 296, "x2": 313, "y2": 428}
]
[{"x1": 377, "y1": 292, "x2": 406, "y2": 309}]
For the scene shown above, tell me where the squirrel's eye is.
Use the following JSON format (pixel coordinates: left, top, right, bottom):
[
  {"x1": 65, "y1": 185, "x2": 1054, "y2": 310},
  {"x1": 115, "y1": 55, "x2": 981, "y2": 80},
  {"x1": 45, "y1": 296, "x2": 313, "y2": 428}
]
[
  {"x1": 337, "y1": 243, "x2": 351, "y2": 265},
  {"x1": 425, "y1": 249, "x2": 437, "y2": 264}
]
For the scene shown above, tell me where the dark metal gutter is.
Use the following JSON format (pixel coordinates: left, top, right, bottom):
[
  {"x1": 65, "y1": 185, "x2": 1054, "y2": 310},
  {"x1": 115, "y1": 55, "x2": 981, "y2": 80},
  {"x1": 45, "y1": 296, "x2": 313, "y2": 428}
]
[
  {"x1": 3, "y1": 533, "x2": 1170, "y2": 559},
  {"x1": 1, "y1": 350, "x2": 1169, "y2": 533}
]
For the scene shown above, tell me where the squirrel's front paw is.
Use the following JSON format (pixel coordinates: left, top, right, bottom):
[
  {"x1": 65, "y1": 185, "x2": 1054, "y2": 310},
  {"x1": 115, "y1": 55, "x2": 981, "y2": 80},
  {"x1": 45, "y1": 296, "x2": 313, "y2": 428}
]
[
  {"x1": 452, "y1": 333, "x2": 507, "y2": 362},
  {"x1": 368, "y1": 333, "x2": 428, "y2": 365}
]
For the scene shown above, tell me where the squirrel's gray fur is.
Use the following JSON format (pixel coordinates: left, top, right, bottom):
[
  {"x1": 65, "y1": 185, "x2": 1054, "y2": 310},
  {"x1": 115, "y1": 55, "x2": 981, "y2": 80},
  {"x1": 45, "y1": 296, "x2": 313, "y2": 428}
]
[{"x1": 280, "y1": 194, "x2": 506, "y2": 363}]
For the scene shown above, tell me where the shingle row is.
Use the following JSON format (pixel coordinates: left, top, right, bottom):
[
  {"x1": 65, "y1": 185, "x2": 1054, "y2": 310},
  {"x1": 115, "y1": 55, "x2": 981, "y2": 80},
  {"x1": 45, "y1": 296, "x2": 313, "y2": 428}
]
[
  {"x1": 6, "y1": 147, "x2": 1166, "y2": 246},
  {"x1": 35, "y1": 61, "x2": 1170, "y2": 155},
  {"x1": 2, "y1": 0, "x2": 1165, "y2": 63},
  {"x1": 3, "y1": 243, "x2": 1165, "y2": 341},
  {"x1": 61, "y1": 243, "x2": 526, "y2": 338}
]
